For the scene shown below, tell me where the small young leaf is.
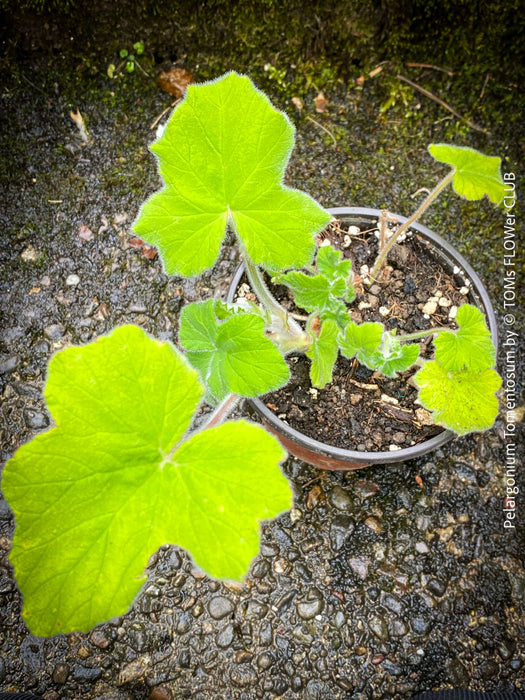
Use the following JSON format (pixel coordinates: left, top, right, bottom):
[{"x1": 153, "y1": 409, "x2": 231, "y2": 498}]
[
  {"x1": 179, "y1": 300, "x2": 289, "y2": 401},
  {"x1": 1, "y1": 325, "x2": 291, "y2": 636},
  {"x1": 433, "y1": 303, "x2": 496, "y2": 372},
  {"x1": 414, "y1": 360, "x2": 501, "y2": 435},
  {"x1": 133, "y1": 41, "x2": 145, "y2": 55},
  {"x1": 273, "y1": 270, "x2": 333, "y2": 311},
  {"x1": 306, "y1": 319, "x2": 339, "y2": 389},
  {"x1": 119, "y1": 48, "x2": 128, "y2": 58},
  {"x1": 370, "y1": 340, "x2": 420, "y2": 378},
  {"x1": 274, "y1": 244, "x2": 354, "y2": 328},
  {"x1": 428, "y1": 144, "x2": 505, "y2": 204},
  {"x1": 316, "y1": 244, "x2": 353, "y2": 285},
  {"x1": 338, "y1": 321, "x2": 383, "y2": 364},
  {"x1": 133, "y1": 72, "x2": 330, "y2": 276}
]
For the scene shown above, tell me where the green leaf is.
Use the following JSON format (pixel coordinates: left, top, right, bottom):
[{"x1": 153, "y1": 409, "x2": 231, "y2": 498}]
[
  {"x1": 273, "y1": 244, "x2": 354, "y2": 328},
  {"x1": 179, "y1": 300, "x2": 289, "y2": 401},
  {"x1": 1, "y1": 325, "x2": 291, "y2": 636},
  {"x1": 414, "y1": 360, "x2": 501, "y2": 435},
  {"x1": 370, "y1": 338, "x2": 420, "y2": 378},
  {"x1": 126, "y1": 61, "x2": 135, "y2": 73},
  {"x1": 133, "y1": 41, "x2": 145, "y2": 55},
  {"x1": 306, "y1": 319, "x2": 339, "y2": 389},
  {"x1": 273, "y1": 270, "x2": 333, "y2": 311},
  {"x1": 119, "y1": 48, "x2": 128, "y2": 58},
  {"x1": 338, "y1": 321, "x2": 383, "y2": 365},
  {"x1": 433, "y1": 303, "x2": 496, "y2": 372},
  {"x1": 316, "y1": 244, "x2": 353, "y2": 285},
  {"x1": 428, "y1": 144, "x2": 505, "y2": 204},
  {"x1": 133, "y1": 72, "x2": 330, "y2": 276}
]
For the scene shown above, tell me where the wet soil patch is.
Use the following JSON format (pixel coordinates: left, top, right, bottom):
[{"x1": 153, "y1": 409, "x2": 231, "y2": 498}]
[{"x1": 244, "y1": 214, "x2": 482, "y2": 452}]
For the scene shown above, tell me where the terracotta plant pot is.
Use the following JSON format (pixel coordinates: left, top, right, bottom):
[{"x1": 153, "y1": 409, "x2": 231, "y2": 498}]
[{"x1": 227, "y1": 207, "x2": 499, "y2": 470}]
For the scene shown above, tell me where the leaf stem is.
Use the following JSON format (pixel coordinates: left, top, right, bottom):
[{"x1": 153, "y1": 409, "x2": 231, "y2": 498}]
[
  {"x1": 397, "y1": 327, "x2": 446, "y2": 342},
  {"x1": 369, "y1": 170, "x2": 455, "y2": 281},
  {"x1": 202, "y1": 394, "x2": 241, "y2": 430},
  {"x1": 242, "y1": 250, "x2": 288, "y2": 320}
]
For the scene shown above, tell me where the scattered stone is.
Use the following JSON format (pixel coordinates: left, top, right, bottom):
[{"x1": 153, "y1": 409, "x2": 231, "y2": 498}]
[
  {"x1": 44, "y1": 323, "x2": 65, "y2": 340},
  {"x1": 66, "y1": 273, "x2": 80, "y2": 286},
  {"x1": 257, "y1": 652, "x2": 273, "y2": 670},
  {"x1": 208, "y1": 596, "x2": 235, "y2": 620},
  {"x1": 422, "y1": 299, "x2": 438, "y2": 315},
  {"x1": 330, "y1": 513, "x2": 355, "y2": 550},
  {"x1": 426, "y1": 578, "x2": 447, "y2": 597},
  {"x1": 21, "y1": 245, "x2": 39, "y2": 262},
  {"x1": 296, "y1": 588, "x2": 324, "y2": 619},
  {"x1": 89, "y1": 629, "x2": 110, "y2": 649},
  {"x1": 73, "y1": 665, "x2": 102, "y2": 682},
  {"x1": 348, "y1": 557, "x2": 369, "y2": 580},
  {"x1": 364, "y1": 516, "x2": 382, "y2": 534},
  {"x1": 149, "y1": 686, "x2": 172, "y2": 700},
  {"x1": 118, "y1": 656, "x2": 151, "y2": 685},
  {"x1": 229, "y1": 664, "x2": 257, "y2": 688},
  {"x1": 410, "y1": 616, "x2": 432, "y2": 635},
  {"x1": 415, "y1": 541, "x2": 429, "y2": 554},
  {"x1": 52, "y1": 662, "x2": 70, "y2": 684},
  {"x1": 330, "y1": 486, "x2": 352, "y2": 511},
  {"x1": 215, "y1": 621, "x2": 234, "y2": 647},
  {"x1": 369, "y1": 614, "x2": 388, "y2": 641},
  {"x1": 0, "y1": 356, "x2": 19, "y2": 373},
  {"x1": 354, "y1": 480, "x2": 380, "y2": 498}
]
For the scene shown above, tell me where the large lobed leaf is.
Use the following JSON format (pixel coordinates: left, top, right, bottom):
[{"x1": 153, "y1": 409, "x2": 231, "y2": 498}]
[
  {"x1": 433, "y1": 303, "x2": 496, "y2": 372},
  {"x1": 179, "y1": 300, "x2": 290, "y2": 402},
  {"x1": 1, "y1": 325, "x2": 291, "y2": 636},
  {"x1": 428, "y1": 144, "x2": 505, "y2": 204},
  {"x1": 133, "y1": 72, "x2": 331, "y2": 276},
  {"x1": 414, "y1": 360, "x2": 501, "y2": 435}
]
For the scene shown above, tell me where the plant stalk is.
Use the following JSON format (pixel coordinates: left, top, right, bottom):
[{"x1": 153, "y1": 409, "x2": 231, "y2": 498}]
[
  {"x1": 369, "y1": 170, "x2": 455, "y2": 281},
  {"x1": 202, "y1": 393, "x2": 241, "y2": 430},
  {"x1": 397, "y1": 327, "x2": 446, "y2": 342}
]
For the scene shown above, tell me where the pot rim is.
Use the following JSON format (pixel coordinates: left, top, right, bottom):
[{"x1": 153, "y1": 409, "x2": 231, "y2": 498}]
[{"x1": 227, "y1": 206, "x2": 499, "y2": 466}]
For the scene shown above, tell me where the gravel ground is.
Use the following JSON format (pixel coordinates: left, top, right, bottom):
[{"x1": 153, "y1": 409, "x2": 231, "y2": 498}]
[{"x1": 0, "y1": 6, "x2": 524, "y2": 699}]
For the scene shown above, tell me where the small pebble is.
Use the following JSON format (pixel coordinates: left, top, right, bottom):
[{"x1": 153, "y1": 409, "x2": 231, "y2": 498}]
[
  {"x1": 422, "y1": 300, "x2": 438, "y2": 315},
  {"x1": 21, "y1": 245, "x2": 39, "y2": 262},
  {"x1": 66, "y1": 273, "x2": 80, "y2": 286},
  {"x1": 208, "y1": 596, "x2": 235, "y2": 620}
]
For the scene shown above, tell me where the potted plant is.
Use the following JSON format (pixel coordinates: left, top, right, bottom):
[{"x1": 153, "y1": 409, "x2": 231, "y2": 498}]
[{"x1": 1, "y1": 71, "x2": 504, "y2": 637}]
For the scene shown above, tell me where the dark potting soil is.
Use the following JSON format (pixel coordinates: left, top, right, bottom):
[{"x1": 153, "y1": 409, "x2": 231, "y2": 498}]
[{"x1": 241, "y1": 215, "x2": 483, "y2": 453}]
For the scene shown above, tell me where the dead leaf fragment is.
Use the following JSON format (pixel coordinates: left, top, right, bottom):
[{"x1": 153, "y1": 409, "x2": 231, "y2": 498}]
[
  {"x1": 141, "y1": 246, "x2": 157, "y2": 260},
  {"x1": 314, "y1": 91, "x2": 329, "y2": 113},
  {"x1": 291, "y1": 96, "x2": 303, "y2": 111},
  {"x1": 78, "y1": 224, "x2": 94, "y2": 241},
  {"x1": 157, "y1": 68, "x2": 194, "y2": 98}
]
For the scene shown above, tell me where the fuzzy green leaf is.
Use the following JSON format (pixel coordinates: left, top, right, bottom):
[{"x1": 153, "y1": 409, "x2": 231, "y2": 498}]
[
  {"x1": 306, "y1": 319, "x2": 339, "y2": 389},
  {"x1": 179, "y1": 300, "x2": 289, "y2": 401},
  {"x1": 338, "y1": 321, "x2": 383, "y2": 365},
  {"x1": 1, "y1": 325, "x2": 291, "y2": 636},
  {"x1": 274, "y1": 244, "x2": 354, "y2": 327},
  {"x1": 316, "y1": 244, "x2": 353, "y2": 286},
  {"x1": 414, "y1": 360, "x2": 501, "y2": 435},
  {"x1": 433, "y1": 303, "x2": 495, "y2": 372},
  {"x1": 133, "y1": 72, "x2": 330, "y2": 276},
  {"x1": 370, "y1": 340, "x2": 420, "y2": 378},
  {"x1": 428, "y1": 144, "x2": 505, "y2": 204}
]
